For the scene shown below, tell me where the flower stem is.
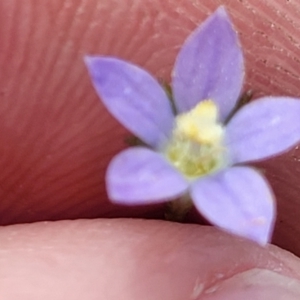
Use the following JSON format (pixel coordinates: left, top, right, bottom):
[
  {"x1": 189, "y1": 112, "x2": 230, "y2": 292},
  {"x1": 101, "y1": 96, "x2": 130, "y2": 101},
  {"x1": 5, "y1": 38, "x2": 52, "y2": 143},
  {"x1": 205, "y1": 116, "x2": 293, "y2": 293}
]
[{"x1": 164, "y1": 194, "x2": 193, "y2": 222}]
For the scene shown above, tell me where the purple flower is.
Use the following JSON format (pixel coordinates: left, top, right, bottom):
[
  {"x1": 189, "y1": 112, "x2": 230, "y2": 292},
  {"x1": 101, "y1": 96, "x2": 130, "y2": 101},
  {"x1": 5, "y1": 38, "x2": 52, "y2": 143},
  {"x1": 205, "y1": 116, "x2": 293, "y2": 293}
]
[{"x1": 85, "y1": 7, "x2": 300, "y2": 245}]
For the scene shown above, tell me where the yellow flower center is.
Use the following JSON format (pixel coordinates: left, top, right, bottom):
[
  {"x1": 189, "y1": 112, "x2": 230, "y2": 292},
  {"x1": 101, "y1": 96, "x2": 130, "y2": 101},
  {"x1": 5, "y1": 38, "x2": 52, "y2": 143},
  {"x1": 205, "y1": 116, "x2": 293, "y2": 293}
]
[{"x1": 164, "y1": 100, "x2": 227, "y2": 178}]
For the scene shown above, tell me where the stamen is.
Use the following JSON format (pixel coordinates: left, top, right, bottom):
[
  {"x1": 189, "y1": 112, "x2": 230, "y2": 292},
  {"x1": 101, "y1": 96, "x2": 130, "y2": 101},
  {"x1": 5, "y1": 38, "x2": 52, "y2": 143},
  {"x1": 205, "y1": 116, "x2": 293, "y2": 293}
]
[{"x1": 164, "y1": 100, "x2": 227, "y2": 178}]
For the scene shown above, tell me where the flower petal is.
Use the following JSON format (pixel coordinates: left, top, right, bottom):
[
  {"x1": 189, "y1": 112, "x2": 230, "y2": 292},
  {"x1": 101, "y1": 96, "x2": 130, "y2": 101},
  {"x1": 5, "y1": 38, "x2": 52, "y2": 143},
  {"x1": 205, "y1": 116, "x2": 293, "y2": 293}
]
[
  {"x1": 85, "y1": 56, "x2": 174, "y2": 148},
  {"x1": 106, "y1": 147, "x2": 189, "y2": 204},
  {"x1": 191, "y1": 167, "x2": 275, "y2": 245},
  {"x1": 172, "y1": 6, "x2": 244, "y2": 121},
  {"x1": 226, "y1": 97, "x2": 300, "y2": 163}
]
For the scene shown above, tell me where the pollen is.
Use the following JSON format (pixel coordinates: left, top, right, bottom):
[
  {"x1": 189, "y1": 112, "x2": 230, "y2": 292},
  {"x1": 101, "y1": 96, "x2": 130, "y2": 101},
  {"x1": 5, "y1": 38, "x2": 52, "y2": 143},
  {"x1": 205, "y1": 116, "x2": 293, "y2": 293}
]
[
  {"x1": 176, "y1": 100, "x2": 223, "y2": 144},
  {"x1": 164, "y1": 100, "x2": 227, "y2": 178}
]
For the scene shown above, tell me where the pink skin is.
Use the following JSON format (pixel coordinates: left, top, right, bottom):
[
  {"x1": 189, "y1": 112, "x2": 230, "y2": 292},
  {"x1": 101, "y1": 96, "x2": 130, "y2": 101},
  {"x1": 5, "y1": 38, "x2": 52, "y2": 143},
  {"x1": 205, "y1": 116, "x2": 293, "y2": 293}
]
[{"x1": 1, "y1": 0, "x2": 300, "y2": 298}]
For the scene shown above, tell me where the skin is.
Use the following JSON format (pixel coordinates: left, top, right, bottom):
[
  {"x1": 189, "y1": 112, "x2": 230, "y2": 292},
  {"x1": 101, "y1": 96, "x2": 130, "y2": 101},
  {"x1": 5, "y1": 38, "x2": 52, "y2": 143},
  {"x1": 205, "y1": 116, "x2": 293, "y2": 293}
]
[{"x1": 1, "y1": 0, "x2": 300, "y2": 298}]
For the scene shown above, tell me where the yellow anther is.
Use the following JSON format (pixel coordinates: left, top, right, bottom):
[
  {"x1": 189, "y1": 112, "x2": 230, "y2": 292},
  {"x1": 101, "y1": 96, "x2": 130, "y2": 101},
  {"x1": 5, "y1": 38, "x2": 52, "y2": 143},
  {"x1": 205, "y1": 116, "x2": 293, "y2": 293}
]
[
  {"x1": 176, "y1": 99, "x2": 223, "y2": 144},
  {"x1": 193, "y1": 99, "x2": 218, "y2": 121},
  {"x1": 164, "y1": 99, "x2": 227, "y2": 179}
]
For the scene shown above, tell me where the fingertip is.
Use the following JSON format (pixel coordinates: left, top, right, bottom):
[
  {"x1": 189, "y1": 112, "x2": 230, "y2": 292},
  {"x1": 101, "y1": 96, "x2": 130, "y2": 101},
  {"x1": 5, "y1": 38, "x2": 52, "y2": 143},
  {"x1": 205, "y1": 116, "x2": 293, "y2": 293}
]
[{"x1": 1, "y1": 219, "x2": 300, "y2": 299}]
